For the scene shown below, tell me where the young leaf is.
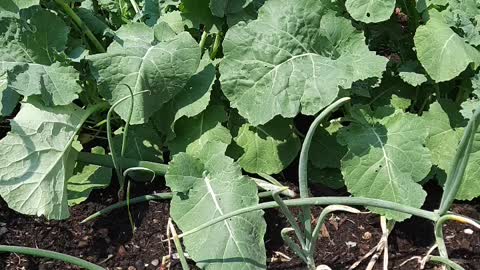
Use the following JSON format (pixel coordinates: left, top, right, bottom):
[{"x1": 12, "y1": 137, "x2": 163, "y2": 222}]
[
  {"x1": 0, "y1": 99, "x2": 89, "y2": 219},
  {"x1": 345, "y1": 0, "x2": 396, "y2": 23},
  {"x1": 414, "y1": 11, "x2": 480, "y2": 82},
  {"x1": 220, "y1": 1, "x2": 387, "y2": 125},
  {"x1": 339, "y1": 108, "x2": 431, "y2": 221},
  {"x1": 89, "y1": 26, "x2": 201, "y2": 124},
  {"x1": 234, "y1": 117, "x2": 300, "y2": 174},
  {"x1": 399, "y1": 72, "x2": 428, "y2": 87},
  {"x1": 166, "y1": 139, "x2": 266, "y2": 269}
]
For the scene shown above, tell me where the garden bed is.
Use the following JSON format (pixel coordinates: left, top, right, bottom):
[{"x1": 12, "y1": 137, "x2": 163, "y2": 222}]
[
  {"x1": 1, "y1": 0, "x2": 480, "y2": 269},
  {"x1": 1, "y1": 181, "x2": 479, "y2": 270}
]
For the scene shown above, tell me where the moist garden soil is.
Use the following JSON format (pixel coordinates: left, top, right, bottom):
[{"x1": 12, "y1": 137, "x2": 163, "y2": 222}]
[{"x1": 1, "y1": 180, "x2": 479, "y2": 270}]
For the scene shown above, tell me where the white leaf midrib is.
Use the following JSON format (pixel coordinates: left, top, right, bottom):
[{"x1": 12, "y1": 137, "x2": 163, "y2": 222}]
[{"x1": 203, "y1": 174, "x2": 248, "y2": 264}]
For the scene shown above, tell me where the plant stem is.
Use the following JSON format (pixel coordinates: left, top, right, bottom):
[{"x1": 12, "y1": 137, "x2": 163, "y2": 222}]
[
  {"x1": 106, "y1": 89, "x2": 149, "y2": 199},
  {"x1": 308, "y1": 205, "x2": 360, "y2": 257},
  {"x1": 168, "y1": 220, "x2": 190, "y2": 270},
  {"x1": 434, "y1": 214, "x2": 480, "y2": 266},
  {"x1": 210, "y1": 32, "x2": 222, "y2": 59},
  {"x1": 273, "y1": 191, "x2": 306, "y2": 248},
  {"x1": 77, "y1": 152, "x2": 169, "y2": 176},
  {"x1": 81, "y1": 193, "x2": 173, "y2": 223},
  {"x1": 298, "y1": 97, "x2": 351, "y2": 248},
  {"x1": 280, "y1": 228, "x2": 308, "y2": 262},
  {"x1": 128, "y1": 0, "x2": 141, "y2": 15},
  {"x1": 178, "y1": 197, "x2": 439, "y2": 239},
  {"x1": 427, "y1": 256, "x2": 465, "y2": 270},
  {"x1": 54, "y1": 0, "x2": 106, "y2": 53},
  {"x1": 0, "y1": 245, "x2": 104, "y2": 270},
  {"x1": 199, "y1": 30, "x2": 208, "y2": 53},
  {"x1": 81, "y1": 191, "x2": 276, "y2": 223},
  {"x1": 438, "y1": 106, "x2": 480, "y2": 215}
]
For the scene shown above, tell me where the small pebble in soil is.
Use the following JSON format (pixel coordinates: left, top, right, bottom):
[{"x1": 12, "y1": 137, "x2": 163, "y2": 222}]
[
  {"x1": 135, "y1": 260, "x2": 145, "y2": 270},
  {"x1": 464, "y1": 228, "x2": 474, "y2": 235},
  {"x1": 345, "y1": 241, "x2": 357, "y2": 248},
  {"x1": 0, "y1": 227, "x2": 7, "y2": 237},
  {"x1": 78, "y1": 240, "x2": 89, "y2": 248},
  {"x1": 362, "y1": 231, "x2": 372, "y2": 240},
  {"x1": 128, "y1": 266, "x2": 136, "y2": 270},
  {"x1": 118, "y1": 245, "x2": 128, "y2": 257},
  {"x1": 151, "y1": 259, "x2": 160, "y2": 266}
]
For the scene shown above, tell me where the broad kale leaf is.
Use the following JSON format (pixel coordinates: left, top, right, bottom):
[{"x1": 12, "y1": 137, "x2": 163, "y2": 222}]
[
  {"x1": 89, "y1": 23, "x2": 201, "y2": 124},
  {"x1": 0, "y1": 11, "x2": 82, "y2": 112},
  {"x1": 424, "y1": 101, "x2": 465, "y2": 180},
  {"x1": 424, "y1": 100, "x2": 480, "y2": 200},
  {"x1": 414, "y1": 11, "x2": 480, "y2": 82},
  {"x1": 0, "y1": 99, "x2": 87, "y2": 219},
  {"x1": 220, "y1": 1, "x2": 387, "y2": 125},
  {"x1": 458, "y1": 132, "x2": 480, "y2": 200},
  {"x1": 166, "y1": 131, "x2": 266, "y2": 270},
  {"x1": 154, "y1": 59, "x2": 216, "y2": 141},
  {"x1": 339, "y1": 107, "x2": 431, "y2": 221}
]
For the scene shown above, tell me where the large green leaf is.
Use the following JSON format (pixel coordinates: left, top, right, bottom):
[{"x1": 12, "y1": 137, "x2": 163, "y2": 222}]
[
  {"x1": 345, "y1": 0, "x2": 396, "y2": 23},
  {"x1": 0, "y1": 100, "x2": 87, "y2": 219},
  {"x1": 423, "y1": 101, "x2": 465, "y2": 177},
  {"x1": 154, "y1": 61, "x2": 216, "y2": 140},
  {"x1": 220, "y1": 1, "x2": 387, "y2": 125},
  {"x1": 235, "y1": 117, "x2": 300, "y2": 174},
  {"x1": 209, "y1": 0, "x2": 252, "y2": 17},
  {"x1": 339, "y1": 108, "x2": 431, "y2": 221},
  {"x1": 166, "y1": 137, "x2": 266, "y2": 270},
  {"x1": 440, "y1": 0, "x2": 480, "y2": 46},
  {"x1": 89, "y1": 25, "x2": 201, "y2": 124},
  {"x1": 0, "y1": 11, "x2": 82, "y2": 107},
  {"x1": 424, "y1": 100, "x2": 480, "y2": 200},
  {"x1": 414, "y1": 11, "x2": 480, "y2": 82},
  {"x1": 457, "y1": 132, "x2": 480, "y2": 200}
]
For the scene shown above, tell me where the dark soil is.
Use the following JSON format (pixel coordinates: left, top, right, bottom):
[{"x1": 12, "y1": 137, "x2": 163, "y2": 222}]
[{"x1": 1, "y1": 180, "x2": 479, "y2": 270}]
